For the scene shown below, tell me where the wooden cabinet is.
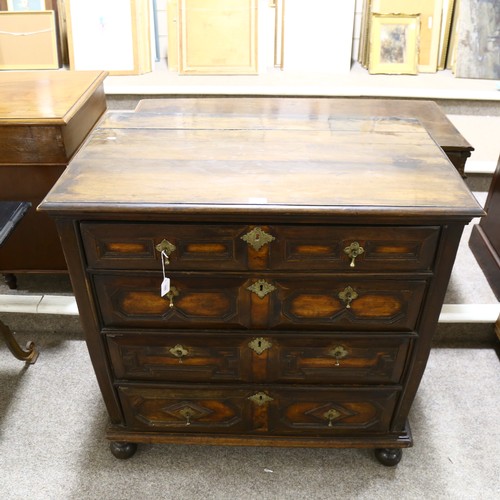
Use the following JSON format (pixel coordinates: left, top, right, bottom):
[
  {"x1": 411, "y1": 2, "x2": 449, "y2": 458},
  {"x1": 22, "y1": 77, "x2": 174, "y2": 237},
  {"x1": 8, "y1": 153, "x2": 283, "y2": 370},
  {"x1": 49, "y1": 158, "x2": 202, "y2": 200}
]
[
  {"x1": 0, "y1": 70, "x2": 107, "y2": 279},
  {"x1": 469, "y1": 156, "x2": 500, "y2": 299},
  {"x1": 39, "y1": 101, "x2": 482, "y2": 465}
]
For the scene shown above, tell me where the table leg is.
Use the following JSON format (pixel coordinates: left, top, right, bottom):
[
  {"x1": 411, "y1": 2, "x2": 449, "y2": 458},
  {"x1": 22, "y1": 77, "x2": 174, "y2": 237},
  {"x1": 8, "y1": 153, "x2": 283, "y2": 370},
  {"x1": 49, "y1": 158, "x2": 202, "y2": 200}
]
[
  {"x1": 0, "y1": 319, "x2": 38, "y2": 364},
  {"x1": 3, "y1": 273, "x2": 17, "y2": 290}
]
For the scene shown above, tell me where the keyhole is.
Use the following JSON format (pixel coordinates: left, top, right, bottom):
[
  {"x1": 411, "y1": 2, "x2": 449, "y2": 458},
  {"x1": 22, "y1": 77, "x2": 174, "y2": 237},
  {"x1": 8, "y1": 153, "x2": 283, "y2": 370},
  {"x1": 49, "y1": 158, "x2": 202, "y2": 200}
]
[{"x1": 259, "y1": 284, "x2": 264, "y2": 292}]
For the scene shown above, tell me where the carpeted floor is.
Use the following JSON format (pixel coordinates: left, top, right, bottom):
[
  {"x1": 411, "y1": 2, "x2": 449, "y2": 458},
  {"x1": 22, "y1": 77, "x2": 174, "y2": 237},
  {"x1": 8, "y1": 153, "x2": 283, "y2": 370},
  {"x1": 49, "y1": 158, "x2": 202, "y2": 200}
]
[{"x1": 0, "y1": 328, "x2": 498, "y2": 499}]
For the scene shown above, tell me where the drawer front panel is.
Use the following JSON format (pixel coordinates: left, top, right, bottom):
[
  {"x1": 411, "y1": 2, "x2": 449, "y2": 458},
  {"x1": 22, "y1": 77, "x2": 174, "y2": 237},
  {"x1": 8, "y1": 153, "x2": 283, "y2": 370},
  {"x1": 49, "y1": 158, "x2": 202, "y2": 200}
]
[
  {"x1": 94, "y1": 274, "x2": 251, "y2": 330},
  {"x1": 82, "y1": 222, "x2": 249, "y2": 271},
  {"x1": 267, "y1": 335, "x2": 411, "y2": 384},
  {"x1": 108, "y1": 333, "x2": 253, "y2": 383},
  {"x1": 94, "y1": 274, "x2": 426, "y2": 331},
  {"x1": 82, "y1": 222, "x2": 439, "y2": 272},
  {"x1": 273, "y1": 387, "x2": 399, "y2": 435},
  {"x1": 118, "y1": 385, "x2": 249, "y2": 433},
  {"x1": 108, "y1": 332, "x2": 411, "y2": 385},
  {"x1": 118, "y1": 384, "x2": 399, "y2": 435},
  {"x1": 270, "y1": 278, "x2": 427, "y2": 331},
  {"x1": 271, "y1": 226, "x2": 439, "y2": 271}
]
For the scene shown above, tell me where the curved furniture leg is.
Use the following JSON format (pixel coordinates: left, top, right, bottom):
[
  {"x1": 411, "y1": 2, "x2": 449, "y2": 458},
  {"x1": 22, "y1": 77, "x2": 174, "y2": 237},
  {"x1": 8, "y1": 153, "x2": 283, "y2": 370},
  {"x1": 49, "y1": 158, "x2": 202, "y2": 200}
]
[
  {"x1": 110, "y1": 441, "x2": 138, "y2": 459},
  {"x1": 0, "y1": 319, "x2": 38, "y2": 364},
  {"x1": 374, "y1": 448, "x2": 403, "y2": 466}
]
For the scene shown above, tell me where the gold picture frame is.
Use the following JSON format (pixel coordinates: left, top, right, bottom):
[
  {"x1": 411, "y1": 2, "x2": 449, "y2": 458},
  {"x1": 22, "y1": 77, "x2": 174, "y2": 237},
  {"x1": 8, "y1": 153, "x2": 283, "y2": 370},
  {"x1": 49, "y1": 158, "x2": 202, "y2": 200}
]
[{"x1": 369, "y1": 13, "x2": 420, "y2": 75}]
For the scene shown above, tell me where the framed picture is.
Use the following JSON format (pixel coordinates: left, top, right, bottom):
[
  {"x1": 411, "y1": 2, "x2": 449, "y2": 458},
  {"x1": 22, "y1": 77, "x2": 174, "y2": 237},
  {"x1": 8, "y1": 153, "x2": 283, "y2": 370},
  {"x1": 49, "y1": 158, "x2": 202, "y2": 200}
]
[
  {"x1": 178, "y1": 0, "x2": 258, "y2": 75},
  {"x1": 370, "y1": 0, "x2": 442, "y2": 73},
  {"x1": 0, "y1": 11, "x2": 59, "y2": 69},
  {"x1": 369, "y1": 14, "x2": 420, "y2": 75},
  {"x1": 6, "y1": 0, "x2": 45, "y2": 10},
  {"x1": 65, "y1": 0, "x2": 151, "y2": 75}
]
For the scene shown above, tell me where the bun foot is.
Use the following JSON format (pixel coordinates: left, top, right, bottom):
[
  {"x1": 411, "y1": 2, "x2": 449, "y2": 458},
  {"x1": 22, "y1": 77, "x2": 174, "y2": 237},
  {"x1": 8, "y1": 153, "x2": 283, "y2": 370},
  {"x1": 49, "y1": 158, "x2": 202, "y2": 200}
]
[
  {"x1": 374, "y1": 448, "x2": 402, "y2": 466},
  {"x1": 110, "y1": 441, "x2": 138, "y2": 459}
]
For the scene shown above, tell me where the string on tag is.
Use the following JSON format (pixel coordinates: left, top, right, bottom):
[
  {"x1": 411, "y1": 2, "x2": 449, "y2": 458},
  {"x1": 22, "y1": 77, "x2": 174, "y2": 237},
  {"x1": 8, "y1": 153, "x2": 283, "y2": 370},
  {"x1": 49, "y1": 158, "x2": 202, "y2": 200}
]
[{"x1": 160, "y1": 250, "x2": 171, "y2": 297}]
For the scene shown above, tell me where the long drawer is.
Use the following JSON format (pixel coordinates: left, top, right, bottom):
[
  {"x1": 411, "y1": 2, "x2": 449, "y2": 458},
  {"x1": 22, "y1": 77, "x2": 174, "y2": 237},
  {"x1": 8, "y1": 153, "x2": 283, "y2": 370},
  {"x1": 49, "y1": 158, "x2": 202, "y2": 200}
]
[
  {"x1": 94, "y1": 274, "x2": 427, "y2": 331},
  {"x1": 107, "y1": 332, "x2": 412, "y2": 384},
  {"x1": 82, "y1": 222, "x2": 439, "y2": 272},
  {"x1": 117, "y1": 384, "x2": 399, "y2": 435}
]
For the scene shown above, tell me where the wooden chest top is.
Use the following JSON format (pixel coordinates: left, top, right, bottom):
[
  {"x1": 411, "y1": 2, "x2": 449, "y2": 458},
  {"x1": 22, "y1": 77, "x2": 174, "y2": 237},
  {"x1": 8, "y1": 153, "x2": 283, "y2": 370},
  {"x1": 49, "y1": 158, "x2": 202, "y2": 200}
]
[
  {"x1": 0, "y1": 71, "x2": 106, "y2": 124},
  {"x1": 0, "y1": 70, "x2": 107, "y2": 165},
  {"x1": 40, "y1": 107, "x2": 482, "y2": 222}
]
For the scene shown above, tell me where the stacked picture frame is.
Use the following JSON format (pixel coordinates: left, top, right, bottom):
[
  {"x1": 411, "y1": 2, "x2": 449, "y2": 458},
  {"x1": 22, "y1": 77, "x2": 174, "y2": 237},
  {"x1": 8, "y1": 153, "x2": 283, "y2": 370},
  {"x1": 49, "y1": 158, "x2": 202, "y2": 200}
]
[
  {"x1": 359, "y1": 0, "x2": 456, "y2": 75},
  {"x1": 0, "y1": 0, "x2": 62, "y2": 69}
]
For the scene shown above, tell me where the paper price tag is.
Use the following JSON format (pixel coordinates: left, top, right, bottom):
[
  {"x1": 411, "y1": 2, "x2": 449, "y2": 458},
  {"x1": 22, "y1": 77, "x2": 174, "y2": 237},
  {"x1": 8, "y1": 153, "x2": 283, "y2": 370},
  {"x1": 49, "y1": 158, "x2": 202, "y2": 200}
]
[{"x1": 161, "y1": 277, "x2": 171, "y2": 297}]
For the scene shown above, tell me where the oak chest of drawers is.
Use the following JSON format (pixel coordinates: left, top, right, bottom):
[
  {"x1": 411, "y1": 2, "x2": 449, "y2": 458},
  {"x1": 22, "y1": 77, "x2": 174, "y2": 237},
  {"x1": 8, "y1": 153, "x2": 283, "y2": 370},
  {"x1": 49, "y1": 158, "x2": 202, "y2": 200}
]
[{"x1": 39, "y1": 103, "x2": 482, "y2": 465}]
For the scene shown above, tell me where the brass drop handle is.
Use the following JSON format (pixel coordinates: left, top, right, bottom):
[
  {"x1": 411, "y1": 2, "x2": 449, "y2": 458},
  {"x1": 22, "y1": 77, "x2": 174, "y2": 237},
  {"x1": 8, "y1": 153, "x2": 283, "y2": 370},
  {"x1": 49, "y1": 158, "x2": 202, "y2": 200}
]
[
  {"x1": 165, "y1": 286, "x2": 179, "y2": 308},
  {"x1": 179, "y1": 407, "x2": 196, "y2": 426},
  {"x1": 338, "y1": 286, "x2": 358, "y2": 309},
  {"x1": 323, "y1": 409, "x2": 341, "y2": 428},
  {"x1": 329, "y1": 345, "x2": 349, "y2": 366},
  {"x1": 155, "y1": 239, "x2": 176, "y2": 264},
  {"x1": 344, "y1": 242, "x2": 364, "y2": 268},
  {"x1": 169, "y1": 344, "x2": 188, "y2": 363}
]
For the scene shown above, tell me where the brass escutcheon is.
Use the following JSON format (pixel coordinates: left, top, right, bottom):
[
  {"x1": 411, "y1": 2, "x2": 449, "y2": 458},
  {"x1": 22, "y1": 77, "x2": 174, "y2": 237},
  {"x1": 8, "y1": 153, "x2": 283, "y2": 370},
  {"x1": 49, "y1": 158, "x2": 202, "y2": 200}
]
[
  {"x1": 248, "y1": 392, "x2": 274, "y2": 406},
  {"x1": 338, "y1": 286, "x2": 358, "y2": 309},
  {"x1": 247, "y1": 279, "x2": 276, "y2": 299},
  {"x1": 248, "y1": 337, "x2": 272, "y2": 355},
  {"x1": 241, "y1": 227, "x2": 275, "y2": 251},
  {"x1": 344, "y1": 241, "x2": 365, "y2": 268}
]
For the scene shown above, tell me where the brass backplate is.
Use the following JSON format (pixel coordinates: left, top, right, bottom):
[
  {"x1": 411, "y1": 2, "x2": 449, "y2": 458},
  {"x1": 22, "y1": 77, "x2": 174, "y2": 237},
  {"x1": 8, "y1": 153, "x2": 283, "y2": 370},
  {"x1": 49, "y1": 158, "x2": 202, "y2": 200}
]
[
  {"x1": 248, "y1": 392, "x2": 274, "y2": 406},
  {"x1": 241, "y1": 227, "x2": 275, "y2": 251},
  {"x1": 155, "y1": 239, "x2": 176, "y2": 256},
  {"x1": 247, "y1": 279, "x2": 276, "y2": 299},
  {"x1": 248, "y1": 337, "x2": 272, "y2": 355}
]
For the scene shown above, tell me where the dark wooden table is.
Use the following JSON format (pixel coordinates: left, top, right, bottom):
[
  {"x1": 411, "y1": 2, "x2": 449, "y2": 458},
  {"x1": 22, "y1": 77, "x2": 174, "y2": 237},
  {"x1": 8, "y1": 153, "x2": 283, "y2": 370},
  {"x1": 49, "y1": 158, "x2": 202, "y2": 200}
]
[{"x1": 0, "y1": 201, "x2": 38, "y2": 364}]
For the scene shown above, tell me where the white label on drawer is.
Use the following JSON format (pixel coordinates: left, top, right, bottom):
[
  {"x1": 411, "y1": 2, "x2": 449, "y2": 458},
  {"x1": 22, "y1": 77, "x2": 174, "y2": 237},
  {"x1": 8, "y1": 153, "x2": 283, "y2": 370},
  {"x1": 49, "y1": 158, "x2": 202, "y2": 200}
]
[{"x1": 161, "y1": 277, "x2": 170, "y2": 297}]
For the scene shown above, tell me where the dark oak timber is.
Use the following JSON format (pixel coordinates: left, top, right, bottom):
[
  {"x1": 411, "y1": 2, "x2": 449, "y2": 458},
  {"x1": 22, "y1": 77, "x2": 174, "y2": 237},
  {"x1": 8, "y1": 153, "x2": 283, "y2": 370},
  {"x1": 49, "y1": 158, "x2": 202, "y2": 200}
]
[
  {"x1": 135, "y1": 97, "x2": 473, "y2": 177},
  {"x1": 469, "y1": 156, "x2": 500, "y2": 299},
  {"x1": 39, "y1": 99, "x2": 482, "y2": 465}
]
